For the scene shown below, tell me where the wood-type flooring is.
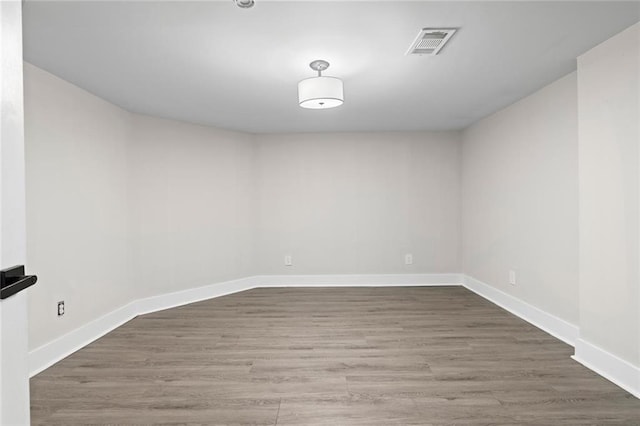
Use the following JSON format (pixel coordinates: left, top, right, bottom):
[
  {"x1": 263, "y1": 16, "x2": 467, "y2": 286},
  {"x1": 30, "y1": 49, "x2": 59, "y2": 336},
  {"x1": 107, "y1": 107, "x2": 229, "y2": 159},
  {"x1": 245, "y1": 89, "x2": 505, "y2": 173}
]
[{"x1": 31, "y1": 286, "x2": 640, "y2": 425}]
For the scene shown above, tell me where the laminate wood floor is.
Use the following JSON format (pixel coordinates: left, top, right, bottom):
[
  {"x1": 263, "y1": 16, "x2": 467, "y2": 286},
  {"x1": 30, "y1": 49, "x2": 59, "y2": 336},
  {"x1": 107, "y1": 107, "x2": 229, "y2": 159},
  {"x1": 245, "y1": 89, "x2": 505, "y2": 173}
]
[{"x1": 31, "y1": 286, "x2": 640, "y2": 425}]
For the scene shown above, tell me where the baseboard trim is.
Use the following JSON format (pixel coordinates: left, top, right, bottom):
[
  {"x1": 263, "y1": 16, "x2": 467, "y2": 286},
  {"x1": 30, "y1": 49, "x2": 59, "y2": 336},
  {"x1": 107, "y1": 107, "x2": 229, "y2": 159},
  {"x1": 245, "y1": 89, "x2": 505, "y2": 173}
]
[
  {"x1": 462, "y1": 274, "x2": 579, "y2": 347},
  {"x1": 28, "y1": 273, "x2": 460, "y2": 377},
  {"x1": 28, "y1": 276, "x2": 261, "y2": 377},
  {"x1": 256, "y1": 273, "x2": 463, "y2": 287},
  {"x1": 136, "y1": 276, "x2": 259, "y2": 316},
  {"x1": 31, "y1": 272, "x2": 639, "y2": 400},
  {"x1": 28, "y1": 301, "x2": 138, "y2": 377},
  {"x1": 572, "y1": 338, "x2": 640, "y2": 398}
]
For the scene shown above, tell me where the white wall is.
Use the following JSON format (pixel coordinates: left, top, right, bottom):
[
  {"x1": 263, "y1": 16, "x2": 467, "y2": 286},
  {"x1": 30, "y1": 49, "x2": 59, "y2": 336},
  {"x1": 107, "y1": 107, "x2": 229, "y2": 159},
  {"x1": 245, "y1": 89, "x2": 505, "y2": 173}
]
[
  {"x1": 577, "y1": 22, "x2": 640, "y2": 367},
  {"x1": 25, "y1": 63, "x2": 463, "y2": 355},
  {"x1": 255, "y1": 132, "x2": 461, "y2": 275},
  {"x1": 24, "y1": 64, "x2": 257, "y2": 351},
  {"x1": 461, "y1": 72, "x2": 579, "y2": 325},
  {"x1": 128, "y1": 114, "x2": 254, "y2": 299},
  {"x1": 24, "y1": 63, "x2": 132, "y2": 351},
  {"x1": 21, "y1": 23, "x2": 640, "y2": 396}
]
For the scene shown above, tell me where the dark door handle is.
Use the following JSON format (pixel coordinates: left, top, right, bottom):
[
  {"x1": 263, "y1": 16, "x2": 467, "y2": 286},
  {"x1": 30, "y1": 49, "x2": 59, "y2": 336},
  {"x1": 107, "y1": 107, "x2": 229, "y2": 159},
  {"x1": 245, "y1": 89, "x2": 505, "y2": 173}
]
[{"x1": 0, "y1": 265, "x2": 37, "y2": 300}]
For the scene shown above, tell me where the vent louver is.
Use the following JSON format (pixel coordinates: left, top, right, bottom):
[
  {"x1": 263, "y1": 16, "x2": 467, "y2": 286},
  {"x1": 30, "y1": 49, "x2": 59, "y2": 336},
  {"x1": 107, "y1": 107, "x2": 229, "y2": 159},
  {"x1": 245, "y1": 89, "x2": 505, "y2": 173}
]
[{"x1": 406, "y1": 28, "x2": 457, "y2": 56}]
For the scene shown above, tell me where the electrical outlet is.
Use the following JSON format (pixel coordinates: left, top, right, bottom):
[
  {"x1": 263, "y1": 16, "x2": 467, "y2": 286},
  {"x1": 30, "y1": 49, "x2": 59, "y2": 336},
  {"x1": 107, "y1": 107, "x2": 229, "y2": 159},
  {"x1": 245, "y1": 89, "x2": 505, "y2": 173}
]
[
  {"x1": 405, "y1": 253, "x2": 413, "y2": 265},
  {"x1": 509, "y1": 270, "x2": 516, "y2": 286},
  {"x1": 57, "y1": 301, "x2": 65, "y2": 316},
  {"x1": 284, "y1": 255, "x2": 292, "y2": 266}
]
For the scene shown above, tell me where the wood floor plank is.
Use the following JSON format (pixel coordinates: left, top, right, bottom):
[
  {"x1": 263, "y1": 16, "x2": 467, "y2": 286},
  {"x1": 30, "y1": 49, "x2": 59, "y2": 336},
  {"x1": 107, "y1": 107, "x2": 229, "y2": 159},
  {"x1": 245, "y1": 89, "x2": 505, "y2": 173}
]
[{"x1": 31, "y1": 286, "x2": 640, "y2": 425}]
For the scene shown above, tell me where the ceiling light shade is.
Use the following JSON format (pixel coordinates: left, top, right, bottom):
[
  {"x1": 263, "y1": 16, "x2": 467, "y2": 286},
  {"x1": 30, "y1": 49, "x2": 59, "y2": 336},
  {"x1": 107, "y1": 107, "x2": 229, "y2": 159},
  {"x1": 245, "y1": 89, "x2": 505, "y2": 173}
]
[
  {"x1": 298, "y1": 60, "x2": 344, "y2": 109},
  {"x1": 233, "y1": 0, "x2": 254, "y2": 8}
]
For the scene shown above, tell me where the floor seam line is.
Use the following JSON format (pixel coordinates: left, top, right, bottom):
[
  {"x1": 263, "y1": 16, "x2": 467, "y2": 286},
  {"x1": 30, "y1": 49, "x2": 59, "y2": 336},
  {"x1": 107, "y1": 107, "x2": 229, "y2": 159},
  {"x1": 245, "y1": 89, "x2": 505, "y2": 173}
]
[{"x1": 274, "y1": 398, "x2": 281, "y2": 425}]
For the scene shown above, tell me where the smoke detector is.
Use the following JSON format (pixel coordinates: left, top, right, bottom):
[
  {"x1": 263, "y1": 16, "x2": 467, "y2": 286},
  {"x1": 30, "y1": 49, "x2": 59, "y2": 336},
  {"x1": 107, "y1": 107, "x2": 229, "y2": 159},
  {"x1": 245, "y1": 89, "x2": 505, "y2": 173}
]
[{"x1": 406, "y1": 28, "x2": 457, "y2": 56}]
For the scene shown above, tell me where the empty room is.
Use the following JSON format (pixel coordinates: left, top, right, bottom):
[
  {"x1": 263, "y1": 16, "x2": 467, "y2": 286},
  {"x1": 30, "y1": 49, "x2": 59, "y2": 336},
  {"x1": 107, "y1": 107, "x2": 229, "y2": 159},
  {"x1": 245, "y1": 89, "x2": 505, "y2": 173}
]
[{"x1": 1, "y1": 0, "x2": 640, "y2": 424}]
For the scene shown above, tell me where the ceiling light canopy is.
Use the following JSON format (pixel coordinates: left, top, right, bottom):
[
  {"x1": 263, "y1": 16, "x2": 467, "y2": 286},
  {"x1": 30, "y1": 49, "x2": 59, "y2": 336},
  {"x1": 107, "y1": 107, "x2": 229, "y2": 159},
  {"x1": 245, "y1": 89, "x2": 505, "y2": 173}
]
[
  {"x1": 233, "y1": 0, "x2": 254, "y2": 9},
  {"x1": 298, "y1": 60, "x2": 344, "y2": 109}
]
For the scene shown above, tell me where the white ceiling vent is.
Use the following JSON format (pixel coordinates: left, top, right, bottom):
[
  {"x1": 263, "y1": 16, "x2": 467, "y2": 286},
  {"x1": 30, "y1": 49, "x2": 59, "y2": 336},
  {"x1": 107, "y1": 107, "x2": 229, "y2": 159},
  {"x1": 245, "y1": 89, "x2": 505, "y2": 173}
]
[{"x1": 406, "y1": 28, "x2": 457, "y2": 56}]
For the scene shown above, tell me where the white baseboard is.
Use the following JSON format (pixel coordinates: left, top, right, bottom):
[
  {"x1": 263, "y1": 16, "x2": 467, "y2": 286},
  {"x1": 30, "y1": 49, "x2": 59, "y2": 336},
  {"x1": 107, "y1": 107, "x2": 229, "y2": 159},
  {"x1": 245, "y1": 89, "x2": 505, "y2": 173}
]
[
  {"x1": 28, "y1": 273, "x2": 460, "y2": 377},
  {"x1": 256, "y1": 273, "x2": 463, "y2": 287},
  {"x1": 29, "y1": 272, "x2": 640, "y2": 401},
  {"x1": 136, "y1": 276, "x2": 259, "y2": 316},
  {"x1": 28, "y1": 301, "x2": 138, "y2": 377},
  {"x1": 573, "y1": 338, "x2": 640, "y2": 398},
  {"x1": 462, "y1": 274, "x2": 579, "y2": 346},
  {"x1": 28, "y1": 277, "x2": 260, "y2": 377}
]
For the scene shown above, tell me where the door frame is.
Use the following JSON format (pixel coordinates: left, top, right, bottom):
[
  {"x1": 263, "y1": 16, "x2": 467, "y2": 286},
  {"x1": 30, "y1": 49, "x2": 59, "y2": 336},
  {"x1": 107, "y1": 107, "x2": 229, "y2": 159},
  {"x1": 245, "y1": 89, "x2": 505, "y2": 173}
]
[{"x1": 1, "y1": 1, "x2": 32, "y2": 424}]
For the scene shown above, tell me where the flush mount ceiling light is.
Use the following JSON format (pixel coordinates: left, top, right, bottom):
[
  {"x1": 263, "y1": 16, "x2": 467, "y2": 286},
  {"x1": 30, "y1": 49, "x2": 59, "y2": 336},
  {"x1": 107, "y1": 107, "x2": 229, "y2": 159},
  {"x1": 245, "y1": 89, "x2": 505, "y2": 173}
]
[
  {"x1": 233, "y1": 0, "x2": 254, "y2": 8},
  {"x1": 298, "y1": 60, "x2": 344, "y2": 109}
]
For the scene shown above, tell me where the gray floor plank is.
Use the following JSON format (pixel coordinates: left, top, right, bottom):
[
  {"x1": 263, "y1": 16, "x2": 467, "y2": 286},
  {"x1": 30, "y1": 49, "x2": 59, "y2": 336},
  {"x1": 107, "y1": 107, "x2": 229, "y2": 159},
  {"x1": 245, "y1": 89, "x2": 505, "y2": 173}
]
[{"x1": 31, "y1": 286, "x2": 640, "y2": 425}]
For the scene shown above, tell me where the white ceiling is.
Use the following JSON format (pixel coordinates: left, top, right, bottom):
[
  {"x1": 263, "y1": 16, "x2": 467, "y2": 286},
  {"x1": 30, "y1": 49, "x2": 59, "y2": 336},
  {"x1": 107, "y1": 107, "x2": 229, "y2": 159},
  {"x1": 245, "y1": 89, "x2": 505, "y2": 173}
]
[{"x1": 23, "y1": 1, "x2": 640, "y2": 134}]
